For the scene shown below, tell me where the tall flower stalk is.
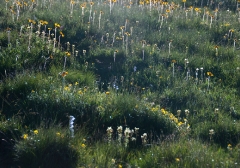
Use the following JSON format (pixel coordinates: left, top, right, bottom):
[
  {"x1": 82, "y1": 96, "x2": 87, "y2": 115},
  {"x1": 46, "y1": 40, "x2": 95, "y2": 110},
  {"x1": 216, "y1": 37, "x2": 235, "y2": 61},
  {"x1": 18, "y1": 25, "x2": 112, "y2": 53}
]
[
  {"x1": 113, "y1": 50, "x2": 118, "y2": 62},
  {"x1": 182, "y1": 0, "x2": 186, "y2": 9},
  {"x1": 117, "y1": 126, "x2": 123, "y2": 145},
  {"x1": 125, "y1": 32, "x2": 130, "y2": 55},
  {"x1": 142, "y1": 40, "x2": 145, "y2": 60},
  {"x1": 206, "y1": 71, "x2": 214, "y2": 91},
  {"x1": 107, "y1": 127, "x2": 113, "y2": 144},
  {"x1": 186, "y1": 68, "x2": 190, "y2": 80},
  {"x1": 6, "y1": 28, "x2": 11, "y2": 47},
  {"x1": 124, "y1": 127, "x2": 131, "y2": 147},
  {"x1": 141, "y1": 133, "x2": 147, "y2": 146},
  {"x1": 69, "y1": 115, "x2": 75, "y2": 138},
  {"x1": 169, "y1": 40, "x2": 172, "y2": 55},
  {"x1": 109, "y1": 0, "x2": 112, "y2": 14},
  {"x1": 70, "y1": 0, "x2": 75, "y2": 15},
  {"x1": 184, "y1": 58, "x2": 189, "y2": 70},
  {"x1": 54, "y1": 23, "x2": 61, "y2": 40},
  {"x1": 172, "y1": 60, "x2": 176, "y2": 78},
  {"x1": 5, "y1": 0, "x2": 9, "y2": 11},
  {"x1": 200, "y1": 67, "x2": 204, "y2": 80},
  {"x1": 195, "y1": 68, "x2": 199, "y2": 82},
  {"x1": 215, "y1": 45, "x2": 218, "y2": 56},
  {"x1": 99, "y1": 11, "x2": 103, "y2": 29},
  {"x1": 89, "y1": 2, "x2": 94, "y2": 23}
]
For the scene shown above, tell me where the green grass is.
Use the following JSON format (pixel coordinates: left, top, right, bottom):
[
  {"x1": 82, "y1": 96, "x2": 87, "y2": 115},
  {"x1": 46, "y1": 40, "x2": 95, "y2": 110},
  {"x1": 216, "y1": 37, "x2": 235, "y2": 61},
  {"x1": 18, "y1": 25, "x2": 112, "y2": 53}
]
[{"x1": 1, "y1": 0, "x2": 240, "y2": 167}]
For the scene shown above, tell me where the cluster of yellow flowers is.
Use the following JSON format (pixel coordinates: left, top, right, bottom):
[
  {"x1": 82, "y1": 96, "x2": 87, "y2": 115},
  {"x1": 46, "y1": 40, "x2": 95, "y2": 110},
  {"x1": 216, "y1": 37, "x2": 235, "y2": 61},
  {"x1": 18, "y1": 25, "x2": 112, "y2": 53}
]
[
  {"x1": 64, "y1": 86, "x2": 71, "y2": 92},
  {"x1": 28, "y1": 19, "x2": 36, "y2": 24},
  {"x1": 54, "y1": 23, "x2": 61, "y2": 28},
  {"x1": 207, "y1": 72, "x2": 214, "y2": 77},
  {"x1": 161, "y1": 108, "x2": 179, "y2": 124},
  {"x1": 16, "y1": 1, "x2": 23, "y2": 7},
  {"x1": 65, "y1": 51, "x2": 71, "y2": 57},
  {"x1": 139, "y1": 0, "x2": 168, "y2": 5},
  {"x1": 39, "y1": 20, "x2": 48, "y2": 25},
  {"x1": 80, "y1": 2, "x2": 87, "y2": 8},
  {"x1": 60, "y1": 71, "x2": 68, "y2": 77},
  {"x1": 194, "y1": 7, "x2": 201, "y2": 12},
  {"x1": 22, "y1": 129, "x2": 38, "y2": 140},
  {"x1": 60, "y1": 31, "x2": 64, "y2": 37}
]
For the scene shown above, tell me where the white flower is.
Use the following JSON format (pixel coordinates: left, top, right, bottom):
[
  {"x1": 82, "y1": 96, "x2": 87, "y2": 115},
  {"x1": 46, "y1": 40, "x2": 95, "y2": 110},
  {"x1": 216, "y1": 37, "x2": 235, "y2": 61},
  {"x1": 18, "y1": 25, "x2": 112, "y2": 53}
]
[
  {"x1": 69, "y1": 115, "x2": 75, "y2": 137},
  {"x1": 209, "y1": 129, "x2": 215, "y2": 135},
  {"x1": 131, "y1": 137, "x2": 136, "y2": 141},
  {"x1": 69, "y1": 116, "x2": 75, "y2": 128},
  {"x1": 124, "y1": 127, "x2": 131, "y2": 136},
  {"x1": 107, "y1": 127, "x2": 113, "y2": 133},
  {"x1": 117, "y1": 126, "x2": 123, "y2": 133},
  {"x1": 134, "y1": 127, "x2": 139, "y2": 131}
]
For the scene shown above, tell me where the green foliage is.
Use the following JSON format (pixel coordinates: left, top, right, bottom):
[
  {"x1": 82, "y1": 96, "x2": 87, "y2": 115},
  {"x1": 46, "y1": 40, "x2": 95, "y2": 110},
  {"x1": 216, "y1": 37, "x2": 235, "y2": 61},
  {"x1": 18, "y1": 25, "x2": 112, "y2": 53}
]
[
  {"x1": 0, "y1": 117, "x2": 22, "y2": 167},
  {"x1": 131, "y1": 139, "x2": 235, "y2": 168},
  {"x1": 1, "y1": 0, "x2": 240, "y2": 167},
  {"x1": 14, "y1": 128, "x2": 79, "y2": 168}
]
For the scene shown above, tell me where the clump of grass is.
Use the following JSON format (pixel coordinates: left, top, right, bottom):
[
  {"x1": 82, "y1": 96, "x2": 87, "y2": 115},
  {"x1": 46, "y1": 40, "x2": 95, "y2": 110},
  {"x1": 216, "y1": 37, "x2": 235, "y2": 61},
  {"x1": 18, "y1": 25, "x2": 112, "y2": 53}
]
[
  {"x1": 14, "y1": 127, "x2": 79, "y2": 168},
  {"x1": 0, "y1": 117, "x2": 22, "y2": 167},
  {"x1": 131, "y1": 139, "x2": 236, "y2": 168}
]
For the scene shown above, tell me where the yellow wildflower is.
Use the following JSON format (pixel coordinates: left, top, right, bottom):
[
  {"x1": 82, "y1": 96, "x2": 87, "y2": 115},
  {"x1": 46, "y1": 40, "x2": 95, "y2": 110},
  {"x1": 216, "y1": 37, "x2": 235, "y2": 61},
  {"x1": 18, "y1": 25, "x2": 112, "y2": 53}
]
[
  {"x1": 64, "y1": 86, "x2": 70, "y2": 91},
  {"x1": 23, "y1": 134, "x2": 28, "y2": 140},
  {"x1": 33, "y1": 130, "x2": 38, "y2": 135},
  {"x1": 56, "y1": 132, "x2": 61, "y2": 136},
  {"x1": 194, "y1": 8, "x2": 200, "y2": 12},
  {"x1": 43, "y1": 21, "x2": 48, "y2": 25},
  {"x1": 207, "y1": 72, "x2": 214, "y2": 77},
  {"x1": 173, "y1": 117, "x2": 178, "y2": 123},
  {"x1": 166, "y1": 9, "x2": 170, "y2": 13},
  {"x1": 178, "y1": 122, "x2": 184, "y2": 126},
  {"x1": 54, "y1": 23, "x2": 61, "y2": 28},
  {"x1": 60, "y1": 31, "x2": 64, "y2": 37},
  {"x1": 81, "y1": 143, "x2": 86, "y2": 148},
  {"x1": 65, "y1": 51, "x2": 71, "y2": 57},
  {"x1": 105, "y1": 91, "x2": 110, "y2": 95},
  {"x1": 161, "y1": 108, "x2": 166, "y2": 115},
  {"x1": 175, "y1": 158, "x2": 180, "y2": 162},
  {"x1": 61, "y1": 71, "x2": 68, "y2": 77},
  {"x1": 227, "y1": 144, "x2": 232, "y2": 150}
]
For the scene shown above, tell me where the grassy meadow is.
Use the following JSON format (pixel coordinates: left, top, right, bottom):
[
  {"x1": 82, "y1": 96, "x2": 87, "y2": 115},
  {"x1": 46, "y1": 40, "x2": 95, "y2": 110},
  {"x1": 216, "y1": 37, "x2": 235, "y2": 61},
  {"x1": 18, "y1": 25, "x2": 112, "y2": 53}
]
[{"x1": 1, "y1": 0, "x2": 240, "y2": 167}]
